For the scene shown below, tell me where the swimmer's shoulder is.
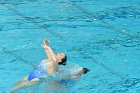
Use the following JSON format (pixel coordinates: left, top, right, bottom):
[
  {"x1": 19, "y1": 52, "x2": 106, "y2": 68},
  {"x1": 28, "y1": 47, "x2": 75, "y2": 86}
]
[{"x1": 42, "y1": 59, "x2": 53, "y2": 63}]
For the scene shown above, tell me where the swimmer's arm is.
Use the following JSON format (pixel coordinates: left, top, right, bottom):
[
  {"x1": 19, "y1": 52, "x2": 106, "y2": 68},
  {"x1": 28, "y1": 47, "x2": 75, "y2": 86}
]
[
  {"x1": 43, "y1": 44, "x2": 56, "y2": 62},
  {"x1": 62, "y1": 74, "x2": 81, "y2": 80},
  {"x1": 45, "y1": 46, "x2": 57, "y2": 62},
  {"x1": 61, "y1": 76, "x2": 70, "y2": 80},
  {"x1": 71, "y1": 74, "x2": 81, "y2": 78},
  {"x1": 44, "y1": 49, "x2": 52, "y2": 59},
  {"x1": 43, "y1": 39, "x2": 52, "y2": 59}
]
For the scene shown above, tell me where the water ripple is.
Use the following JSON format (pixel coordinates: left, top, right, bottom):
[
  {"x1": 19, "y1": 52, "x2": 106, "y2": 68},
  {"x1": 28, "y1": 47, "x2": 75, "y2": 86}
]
[
  {"x1": 121, "y1": 78, "x2": 140, "y2": 88},
  {"x1": 97, "y1": 6, "x2": 140, "y2": 20},
  {"x1": 97, "y1": 78, "x2": 140, "y2": 93}
]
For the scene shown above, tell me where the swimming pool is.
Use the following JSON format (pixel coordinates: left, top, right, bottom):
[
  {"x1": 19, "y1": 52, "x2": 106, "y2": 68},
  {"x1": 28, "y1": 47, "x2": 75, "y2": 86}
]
[{"x1": 0, "y1": 0, "x2": 140, "y2": 92}]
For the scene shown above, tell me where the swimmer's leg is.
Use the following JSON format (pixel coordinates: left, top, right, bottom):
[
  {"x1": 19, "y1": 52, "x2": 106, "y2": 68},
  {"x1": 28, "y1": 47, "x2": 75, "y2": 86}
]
[{"x1": 11, "y1": 77, "x2": 39, "y2": 93}]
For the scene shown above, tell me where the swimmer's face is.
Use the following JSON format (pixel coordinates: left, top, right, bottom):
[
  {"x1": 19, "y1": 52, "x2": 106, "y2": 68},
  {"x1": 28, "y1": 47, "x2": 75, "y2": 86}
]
[{"x1": 56, "y1": 53, "x2": 65, "y2": 62}]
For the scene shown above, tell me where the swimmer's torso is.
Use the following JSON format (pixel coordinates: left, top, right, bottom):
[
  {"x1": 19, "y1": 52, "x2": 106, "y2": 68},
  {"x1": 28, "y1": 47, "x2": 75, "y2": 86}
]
[
  {"x1": 28, "y1": 59, "x2": 59, "y2": 81},
  {"x1": 44, "y1": 59, "x2": 59, "y2": 74}
]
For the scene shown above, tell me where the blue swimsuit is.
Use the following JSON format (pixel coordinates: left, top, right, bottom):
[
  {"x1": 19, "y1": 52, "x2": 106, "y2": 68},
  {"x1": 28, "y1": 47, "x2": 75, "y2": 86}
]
[{"x1": 28, "y1": 60, "x2": 50, "y2": 81}]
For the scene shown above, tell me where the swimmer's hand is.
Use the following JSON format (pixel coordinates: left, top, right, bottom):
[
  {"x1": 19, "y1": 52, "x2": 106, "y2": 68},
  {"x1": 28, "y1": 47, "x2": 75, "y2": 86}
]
[{"x1": 43, "y1": 38, "x2": 49, "y2": 46}]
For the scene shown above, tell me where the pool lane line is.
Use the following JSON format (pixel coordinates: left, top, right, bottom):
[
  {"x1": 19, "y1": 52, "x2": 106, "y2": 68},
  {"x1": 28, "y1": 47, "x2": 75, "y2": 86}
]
[
  {"x1": 1, "y1": 47, "x2": 58, "y2": 68},
  {"x1": 1, "y1": 4, "x2": 127, "y2": 79},
  {"x1": 73, "y1": 47, "x2": 127, "y2": 79},
  {"x1": 35, "y1": 1, "x2": 140, "y2": 43},
  {"x1": 50, "y1": 1, "x2": 138, "y2": 39},
  {"x1": 2, "y1": 48, "x2": 36, "y2": 67},
  {"x1": 68, "y1": 3, "x2": 138, "y2": 40},
  {"x1": 91, "y1": 72, "x2": 110, "y2": 79},
  {"x1": 0, "y1": 0, "x2": 139, "y2": 40},
  {"x1": 0, "y1": 4, "x2": 66, "y2": 42}
]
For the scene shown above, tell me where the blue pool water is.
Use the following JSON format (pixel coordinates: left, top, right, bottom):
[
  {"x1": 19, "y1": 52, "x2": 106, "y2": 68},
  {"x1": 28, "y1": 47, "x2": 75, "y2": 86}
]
[{"x1": 0, "y1": 0, "x2": 140, "y2": 93}]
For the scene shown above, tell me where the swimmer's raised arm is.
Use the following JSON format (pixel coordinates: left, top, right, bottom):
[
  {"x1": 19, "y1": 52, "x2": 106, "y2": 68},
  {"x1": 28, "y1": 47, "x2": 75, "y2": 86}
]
[
  {"x1": 46, "y1": 47, "x2": 57, "y2": 62},
  {"x1": 43, "y1": 39, "x2": 52, "y2": 60},
  {"x1": 43, "y1": 38, "x2": 57, "y2": 62}
]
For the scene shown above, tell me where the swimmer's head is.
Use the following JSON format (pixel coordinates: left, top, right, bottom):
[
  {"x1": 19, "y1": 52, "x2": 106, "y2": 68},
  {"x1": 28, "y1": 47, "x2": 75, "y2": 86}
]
[
  {"x1": 82, "y1": 68, "x2": 90, "y2": 74},
  {"x1": 56, "y1": 53, "x2": 67, "y2": 66}
]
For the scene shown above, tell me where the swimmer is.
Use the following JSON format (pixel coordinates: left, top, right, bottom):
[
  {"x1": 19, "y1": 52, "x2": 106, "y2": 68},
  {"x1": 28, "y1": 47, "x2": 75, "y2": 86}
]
[
  {"x1": 11, "y1": 38, "x2": 67, "y2": 93},
  {"x1": 27, "y1": 38, "x2": 67, "y2": 81}
]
